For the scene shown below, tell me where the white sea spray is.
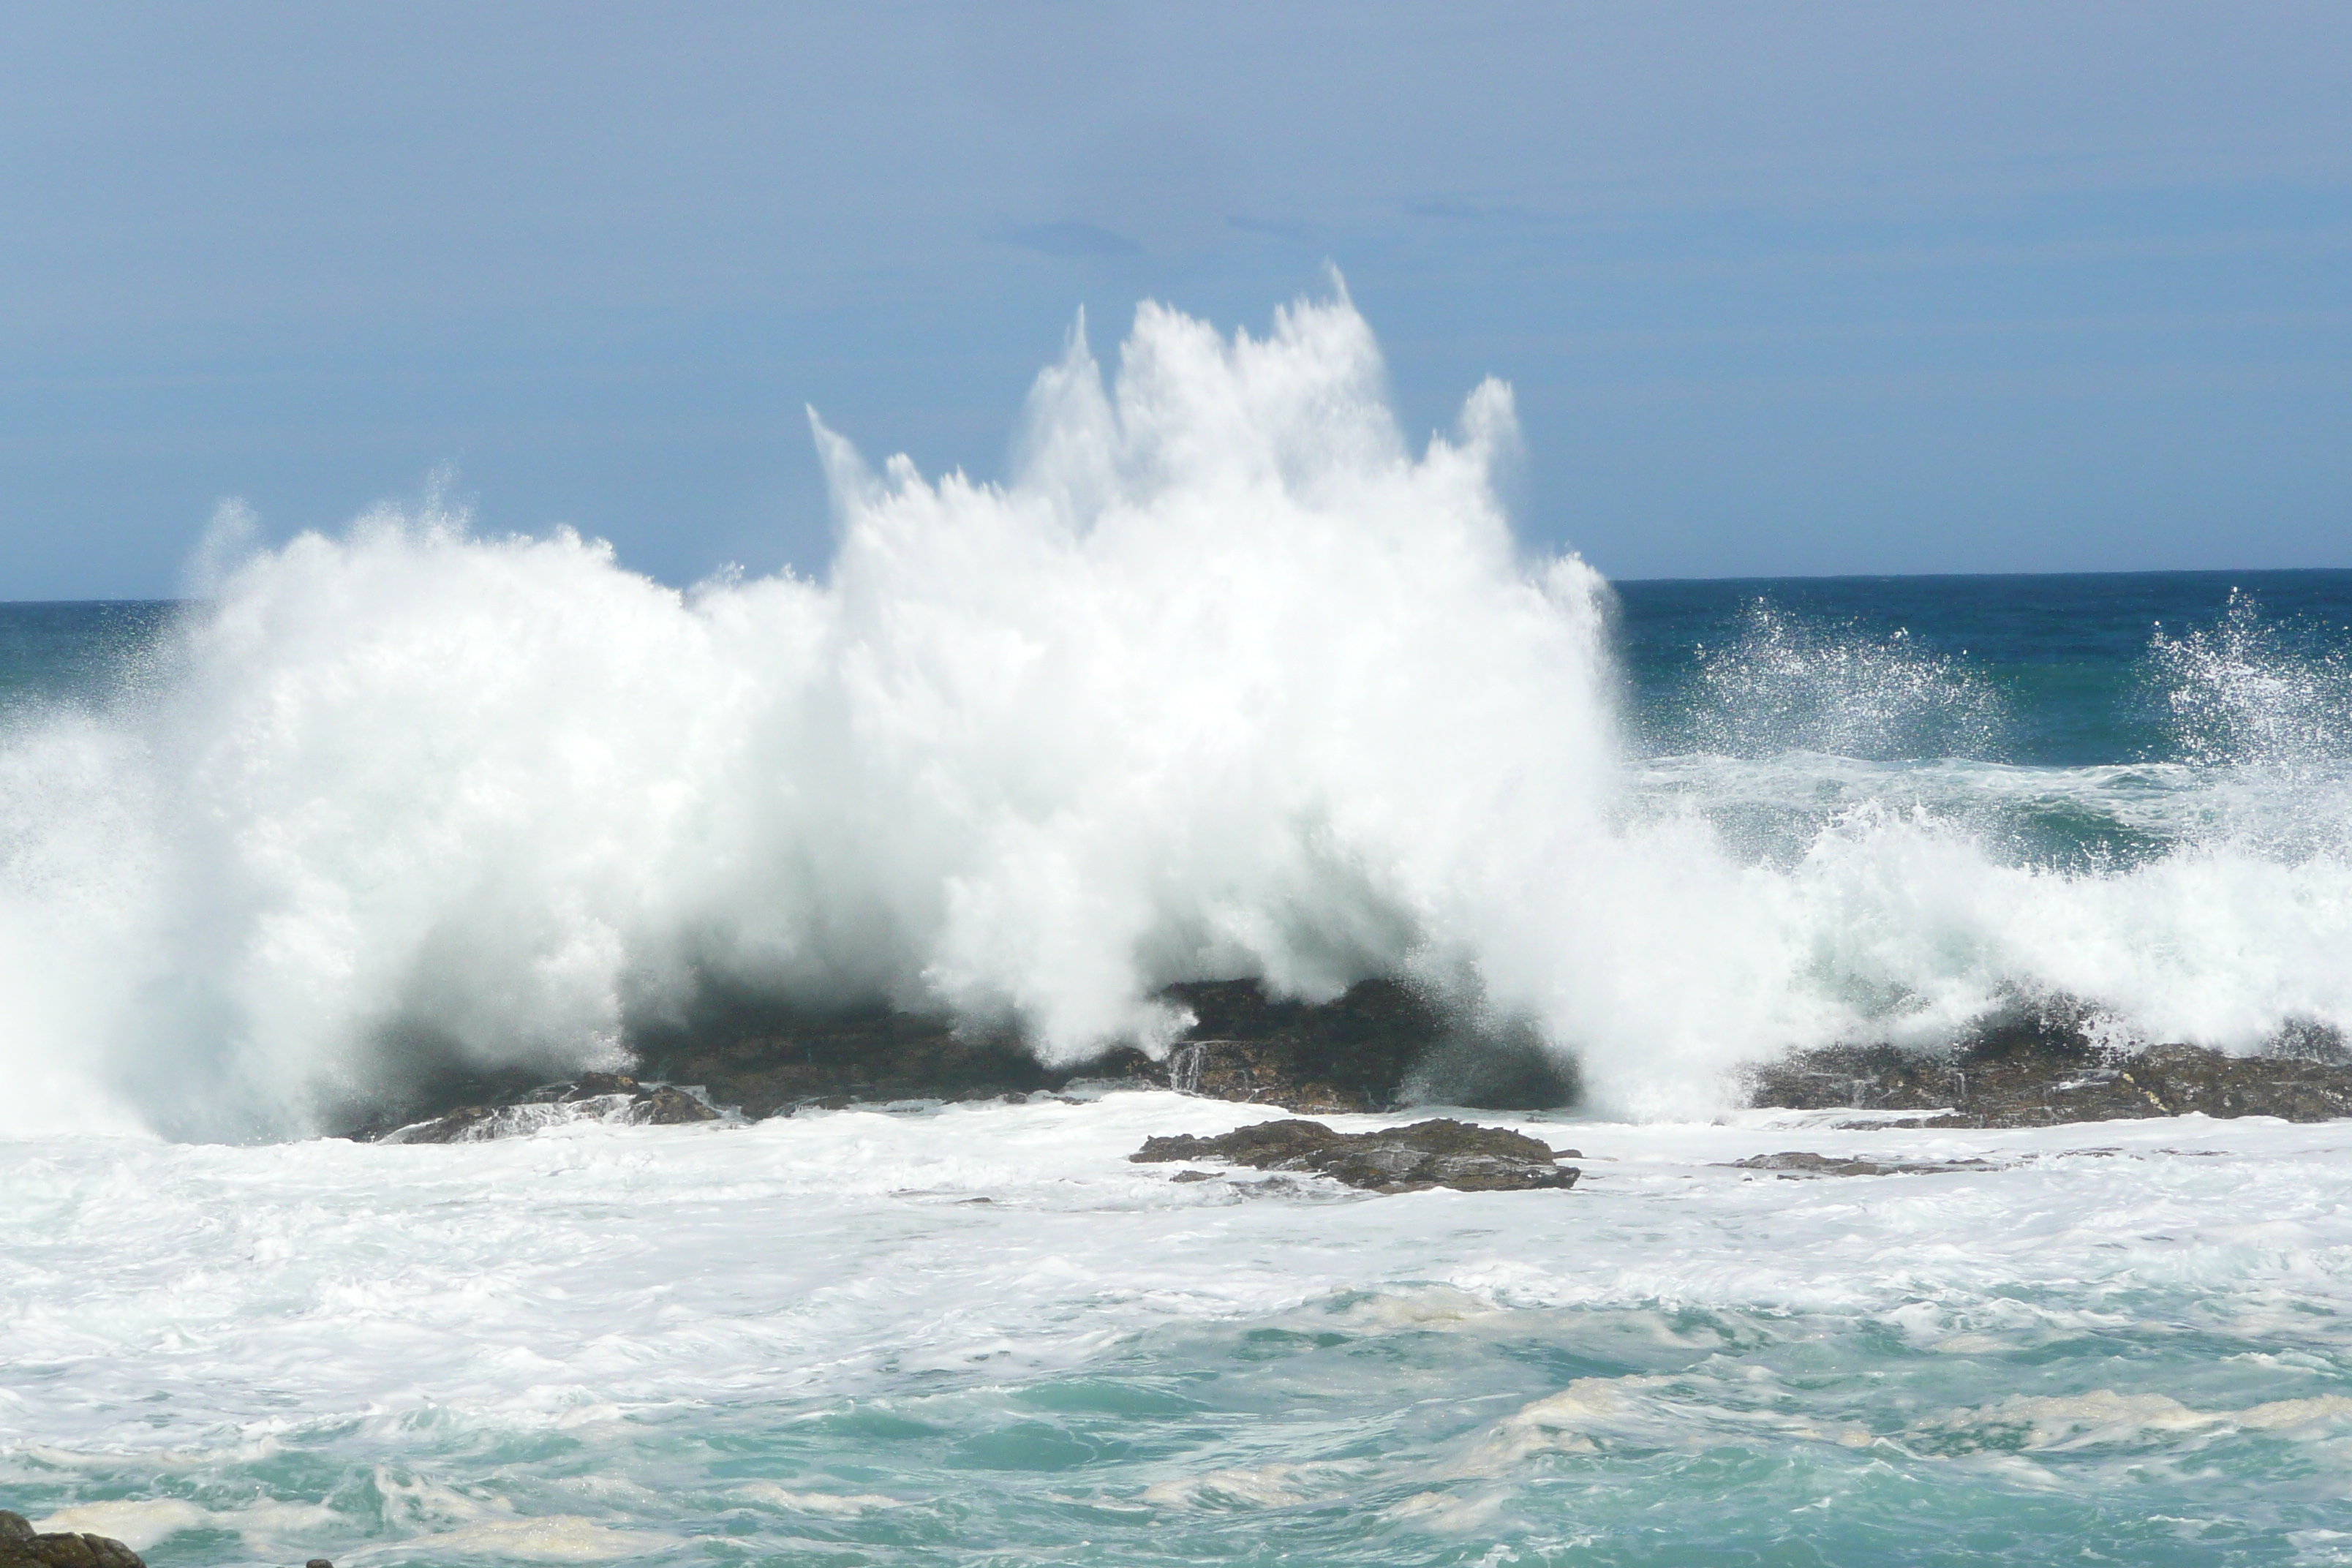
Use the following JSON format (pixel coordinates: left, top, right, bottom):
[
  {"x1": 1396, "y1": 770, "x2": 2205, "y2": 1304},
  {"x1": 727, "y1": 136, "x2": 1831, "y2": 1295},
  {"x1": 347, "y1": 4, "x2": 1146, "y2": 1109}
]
[{"x1": 0, "y1": 290, "x2": 2346, "y2": 1134}]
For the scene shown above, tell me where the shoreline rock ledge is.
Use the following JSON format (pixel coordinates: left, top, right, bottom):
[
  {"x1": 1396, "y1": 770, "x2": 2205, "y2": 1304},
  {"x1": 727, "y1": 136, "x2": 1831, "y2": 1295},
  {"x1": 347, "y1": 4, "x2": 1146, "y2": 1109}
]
[
  {"x1": 1748, "y1": 1021, "x2": 2352, "y2": 1127},
  {"x1": 1, "y1": 1512, "x2": 144, "y2": 1568},
  {"x1": 339, "y1": 978, "x2": 1576, "y2": 1140},
  {"x1": 1131, "y1": 1117, "x2": 1581, "y2": 1193}
]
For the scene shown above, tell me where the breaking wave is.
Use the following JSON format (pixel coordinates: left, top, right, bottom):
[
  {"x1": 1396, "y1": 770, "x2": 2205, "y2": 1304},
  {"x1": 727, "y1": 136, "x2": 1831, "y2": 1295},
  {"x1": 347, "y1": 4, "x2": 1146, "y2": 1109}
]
[{"x1": 1, "y1": 288, "x2": 2348, "y2": 1136}]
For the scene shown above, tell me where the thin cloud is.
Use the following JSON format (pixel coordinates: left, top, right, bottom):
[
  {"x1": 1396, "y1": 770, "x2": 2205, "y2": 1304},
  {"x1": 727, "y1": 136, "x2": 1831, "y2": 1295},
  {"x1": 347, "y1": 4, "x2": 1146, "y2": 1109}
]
[{"x1": 1002, "y1": 221, "x2": 1142, "y2": 258}]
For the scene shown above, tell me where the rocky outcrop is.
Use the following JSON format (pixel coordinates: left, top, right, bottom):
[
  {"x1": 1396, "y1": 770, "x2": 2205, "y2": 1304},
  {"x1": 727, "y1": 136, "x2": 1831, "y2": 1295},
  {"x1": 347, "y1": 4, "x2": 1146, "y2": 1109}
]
[
  {"x1": 1131, "y1": 1117, "x2": 1581, "y2": 1192},
  {"x1": 338, "y1": 978, "x2": 1585, "y2": 1137},
  {"x1": 1747, "y1": 1010, "x2": 2352, "y2": 1127},
  {"x1": 622, "y1": 978, "x2": 1478, "y2": 1117},
  {"x1": 339, "y1": 983, "x2": 2352, "y2": 1143},
  {"x1": 378, "y1": 1071, "x2": 718, "y2": 1143},
  {"x1": 0, "y1": 1513, "x2": 144, "y2": 1568}
]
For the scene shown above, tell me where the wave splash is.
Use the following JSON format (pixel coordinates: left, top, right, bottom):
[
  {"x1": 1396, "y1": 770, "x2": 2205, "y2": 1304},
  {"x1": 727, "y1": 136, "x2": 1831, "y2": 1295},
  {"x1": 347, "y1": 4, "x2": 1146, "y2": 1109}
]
[
  {"x1": 1681, "y1": 602, "x2": 2005, "y2": 762},
  {"x1": 1, "y1": 290, "x2": 2348, "y2": 1137}
]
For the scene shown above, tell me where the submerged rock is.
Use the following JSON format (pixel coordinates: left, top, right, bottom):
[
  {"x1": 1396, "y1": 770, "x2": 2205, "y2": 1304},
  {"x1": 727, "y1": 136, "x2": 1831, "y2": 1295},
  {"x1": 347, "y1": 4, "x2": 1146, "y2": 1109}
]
[
  {"x1": 1130, "y1": 1117, "x2": 1580, "y2": 1193},
  {"x1": 1727, "y1": 1150, "x2": 1994, "y2": 1177},
  {"x1": 0, "y1": 1513, "x2": 144, "y2": 1568},
  {"x1": 1748, "y1": 1011, "x2": 2352, "y2": 1128},
  {"x1": 378, "y1": 1072, "x2": 719, "y2": 1144}
]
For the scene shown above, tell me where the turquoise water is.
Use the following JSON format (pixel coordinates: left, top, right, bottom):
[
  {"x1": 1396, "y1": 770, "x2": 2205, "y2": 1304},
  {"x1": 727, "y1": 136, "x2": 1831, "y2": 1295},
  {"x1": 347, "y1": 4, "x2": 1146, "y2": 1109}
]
[{"x1": 7, "y1": 1107, "x2": 2352, "y2": 1567}]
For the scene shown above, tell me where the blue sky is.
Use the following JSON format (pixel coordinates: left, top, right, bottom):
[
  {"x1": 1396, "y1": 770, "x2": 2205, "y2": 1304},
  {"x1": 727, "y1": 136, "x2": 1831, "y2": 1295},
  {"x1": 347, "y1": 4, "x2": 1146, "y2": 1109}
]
[{"x1": 4, "y1": 1, "x2": 2348, "y2": 598}]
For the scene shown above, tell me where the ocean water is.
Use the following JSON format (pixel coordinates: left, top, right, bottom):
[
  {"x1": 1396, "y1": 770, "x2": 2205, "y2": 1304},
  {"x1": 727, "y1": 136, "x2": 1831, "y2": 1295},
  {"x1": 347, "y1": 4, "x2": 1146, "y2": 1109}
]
[
  {"x1": 4, "y1": 294, "x2": 2352, "y2": 1564},
  {"x1": 13, "y1": 1102, "x2": 2352, "y2": 1567}
]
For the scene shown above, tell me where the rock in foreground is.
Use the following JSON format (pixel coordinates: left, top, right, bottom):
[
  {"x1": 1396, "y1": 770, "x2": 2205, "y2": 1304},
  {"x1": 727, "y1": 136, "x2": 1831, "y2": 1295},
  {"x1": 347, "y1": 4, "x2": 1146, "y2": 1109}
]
[
  {"x1": 379, "y1": 1072, "x2": 719, "y2": 1143},
  {"x1": 1131, "y1": 1117, "x2": 1580, "y2": 1192},
  {"x1": 0, "y1": 1512, "x2": 143, "y2": 1568}
]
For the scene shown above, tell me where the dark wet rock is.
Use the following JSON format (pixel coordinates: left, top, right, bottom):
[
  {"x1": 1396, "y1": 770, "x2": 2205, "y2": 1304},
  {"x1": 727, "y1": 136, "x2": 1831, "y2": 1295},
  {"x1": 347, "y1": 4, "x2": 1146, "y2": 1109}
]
[
  {"x1": 639, "y1": 977, "x2": 1471, "y2": 1117},
  {"x1": 1147, "y1": 980, "x2": 1444, "y2": 1113},
  {"x1": 635, "y1": 1005, "x2": 1084, "y2": 1120},
  {"x1": 337, "y1": 977, "x2": 1583, "y2": 1137},
  {"x1": 632, "y1": 1085, "x2": 720, "y2": 1126},
  {"x1": 1131, "y1": 1117, "x2": 1580, "y2": 1193},
  {"x1": 1727, "y1": 1150, "x2": 1994, "y2": 1177},
  {"x1": 1747, "y1": 1007, "x2": 2352, "y2": 1128},
  {"x1": 328, "y1": 1006, "x2": 1078, "y2": 1137},
  {"x1": 377, "y1": 1072, "x2": 720, "y2": 1143},
  {"x1": 0, "y1": 1515, "x2": 145, "y2": 1568},
  {"x1": 1155, "y1": 1039, "x2": 1373, "y2": 1115},
  {"x1": 1140, "y1": 979, "x2": 1579, "y2": 1114},
  {"x1": 1398, "y1": 1017, "x2": 1583, "y2": 1112}
]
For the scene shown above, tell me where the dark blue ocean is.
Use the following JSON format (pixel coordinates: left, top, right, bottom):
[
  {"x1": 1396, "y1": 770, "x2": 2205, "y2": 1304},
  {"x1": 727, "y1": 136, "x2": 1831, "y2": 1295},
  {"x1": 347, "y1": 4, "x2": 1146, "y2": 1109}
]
[{"x1": 1618, "y1": 569, "x2": 2352, "y2": 768}]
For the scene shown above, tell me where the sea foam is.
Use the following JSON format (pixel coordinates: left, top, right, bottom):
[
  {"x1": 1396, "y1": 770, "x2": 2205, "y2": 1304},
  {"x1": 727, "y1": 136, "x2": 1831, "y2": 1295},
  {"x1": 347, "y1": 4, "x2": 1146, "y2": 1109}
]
[{"x1": 0, "y1": 288, "x2": 2347, "y2": 1136}]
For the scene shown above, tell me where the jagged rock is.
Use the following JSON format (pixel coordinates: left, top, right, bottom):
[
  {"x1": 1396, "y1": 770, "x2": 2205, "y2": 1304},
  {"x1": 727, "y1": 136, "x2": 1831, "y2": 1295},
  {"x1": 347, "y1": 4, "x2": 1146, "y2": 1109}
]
[
  {"x1": 1131, "y1": 1117, "x2": 1580, "y2": 1193},
  {"x1": 1727, "y1": 1150, "x2": 1994, "y2": 1177},
  {"x1": 0, "y1": 1515, "x2": 144, "y2": 1568},
  {"x1": 1747, "y1": 1012, "x2": 2352, "y2": 1128},
  {"x1": 377, "y1": 1072, "x2": 720, "y2": 1143}
]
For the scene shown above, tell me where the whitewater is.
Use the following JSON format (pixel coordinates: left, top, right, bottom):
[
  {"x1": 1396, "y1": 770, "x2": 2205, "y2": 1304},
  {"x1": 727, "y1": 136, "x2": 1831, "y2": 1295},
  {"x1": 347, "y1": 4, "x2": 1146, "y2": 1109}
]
[
  {"x1": 7, "y1": 290, "x2": 2352, "y2": 1564},
  {"x1": 10, "y1": 1101, "x2": 2352, "y2": 1566},
  {"x1": 1, "y1": 288, "x2": 2348, "y2": 1139}
]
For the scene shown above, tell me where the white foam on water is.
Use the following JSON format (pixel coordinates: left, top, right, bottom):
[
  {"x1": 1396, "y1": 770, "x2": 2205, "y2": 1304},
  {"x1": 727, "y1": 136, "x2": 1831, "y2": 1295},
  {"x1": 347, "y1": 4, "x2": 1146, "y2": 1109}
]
[
  {"x1": 1919, "y1": 1390, "x2": 2352, "y2": 1452},
  {"x1": 1139, "y1": 1461, "x2": 1364, "y2": 1510},
  {"x1": 0, "y1": 287, "x2": 2347, "y2": 1133},
  {"x1": 31, "y1": 1499, "x2": 212, "y2": 1550},
  {"x1": 6, "y1": 1100, "x2": 2352, "y2": 1435},
  {"x1": 734, "y1": 1484, "x2": 902, "y2": 1518},
  {"x1": 354, "y1": 1515, "x2": 665, "y2": 1564},
  {"x1": 8, "y1": 1104, "x2": 2352, "y2": 1558}
]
